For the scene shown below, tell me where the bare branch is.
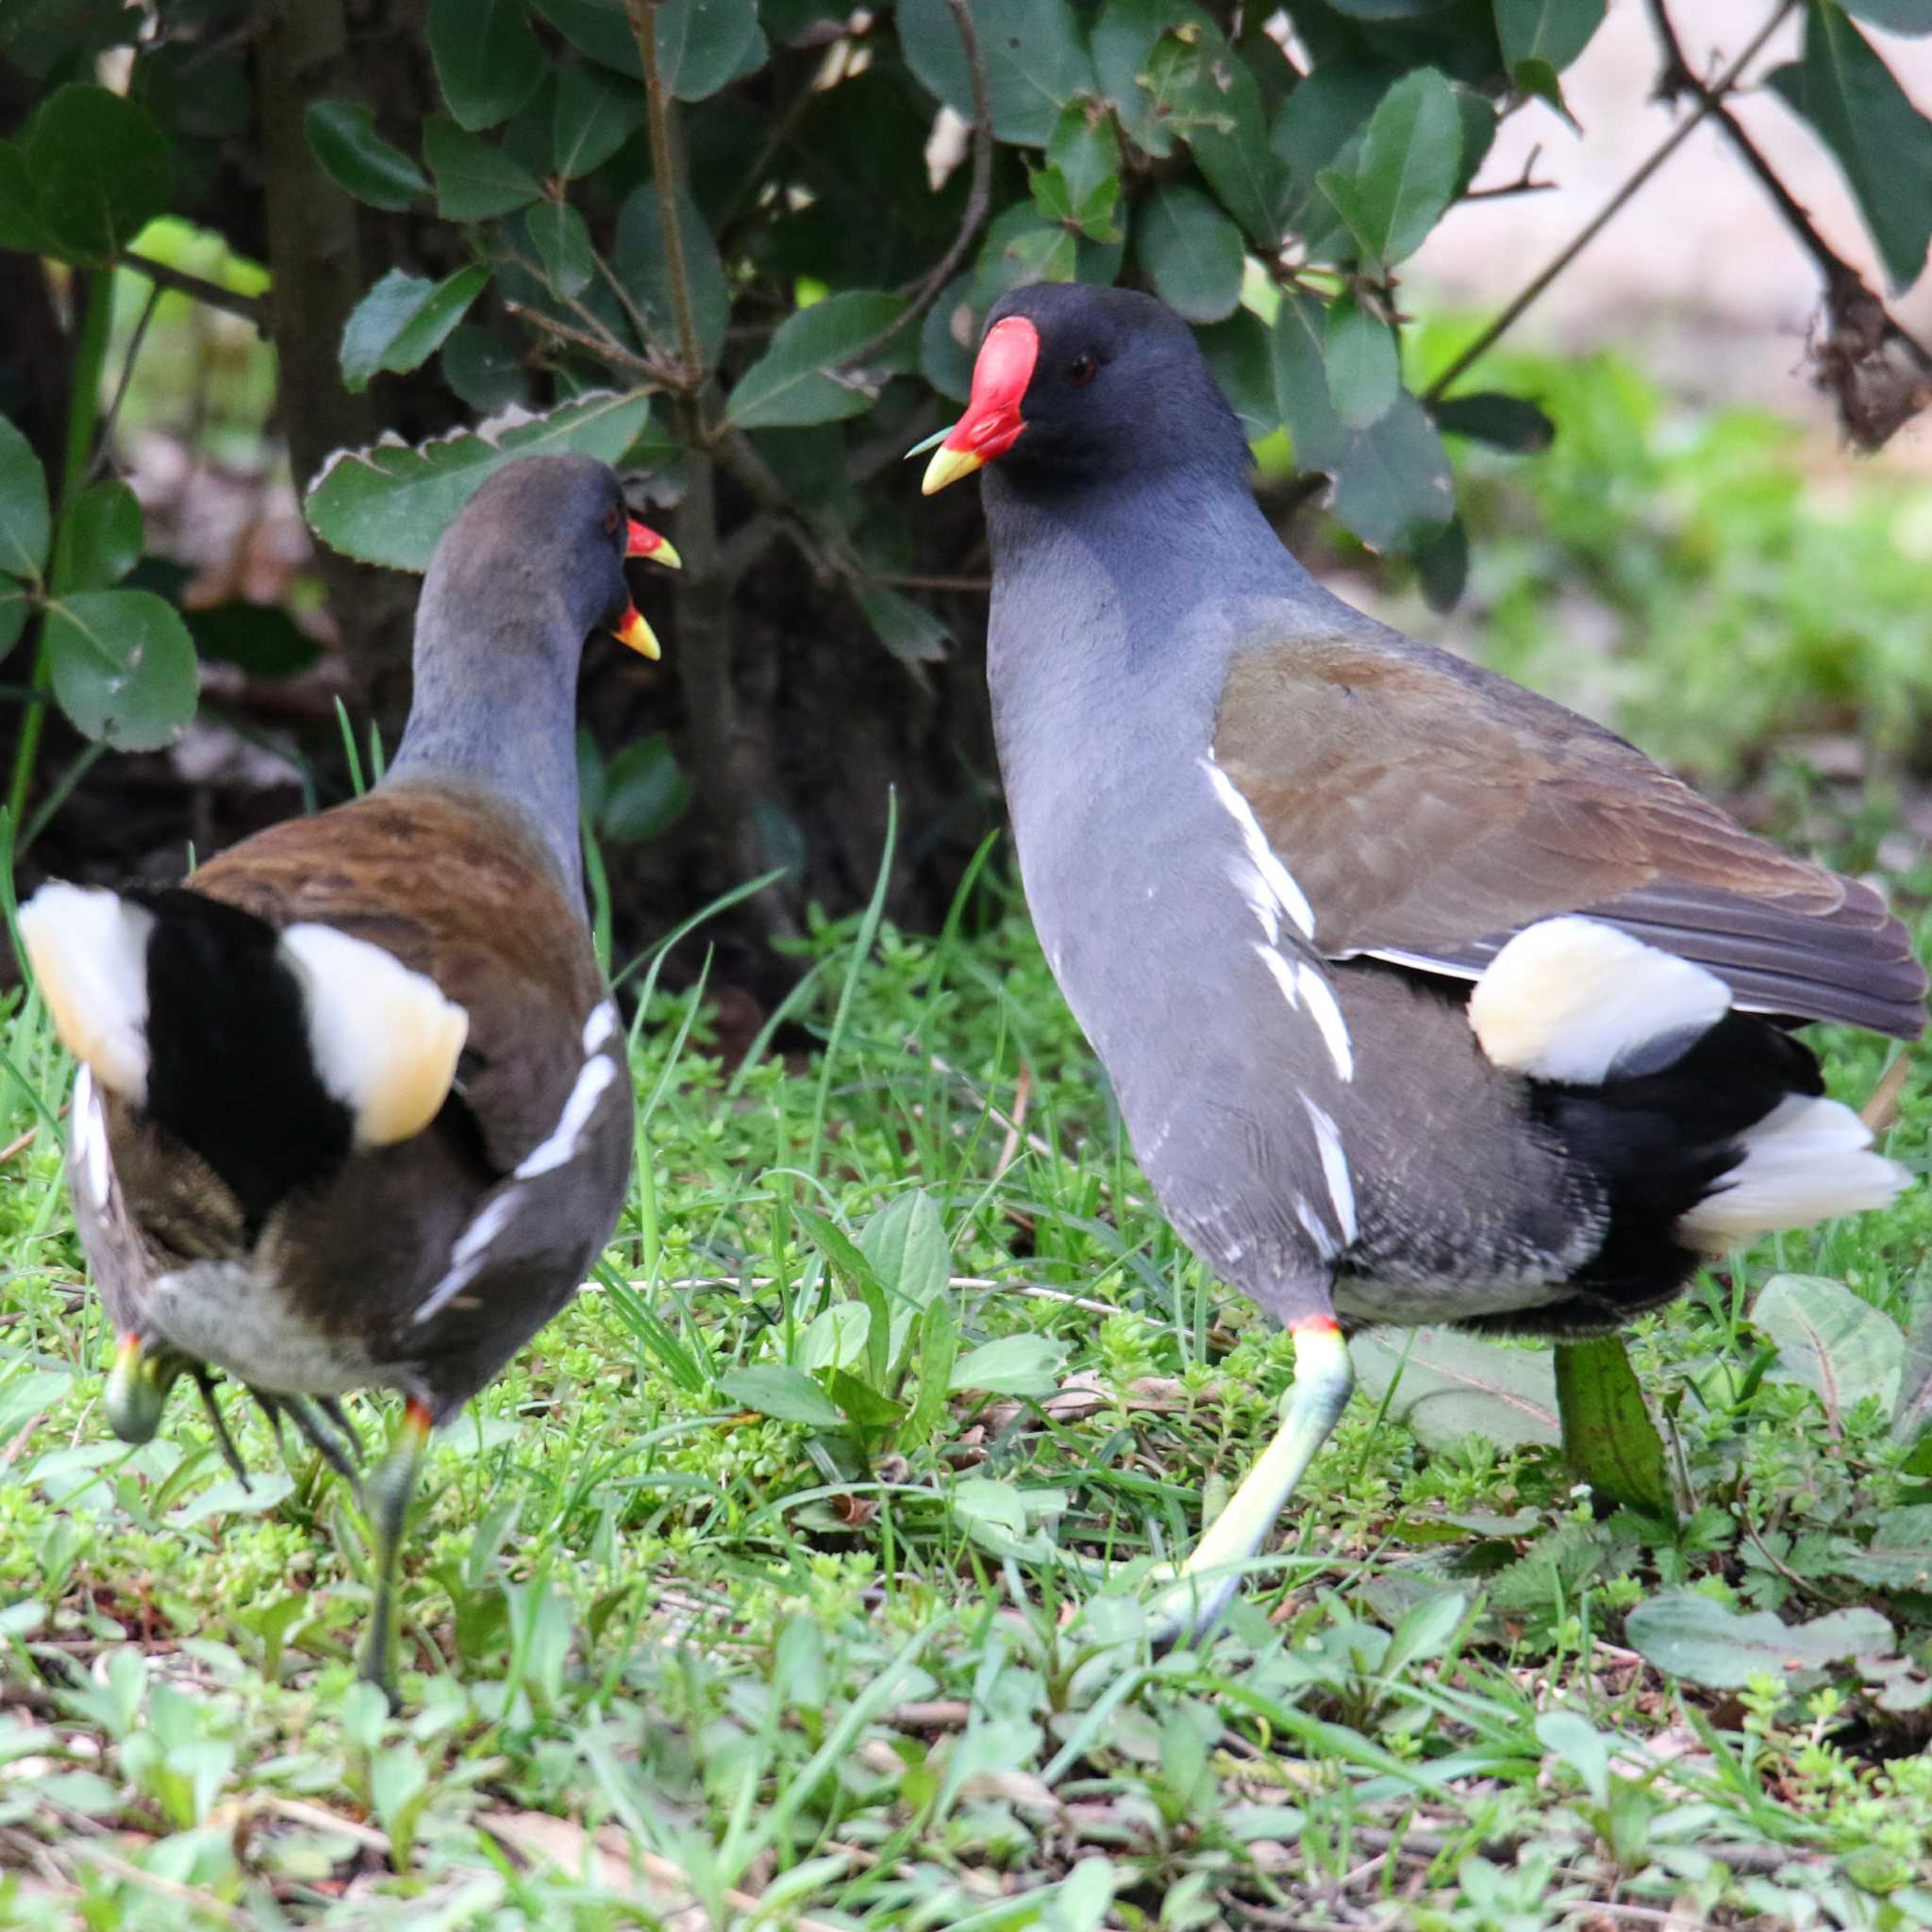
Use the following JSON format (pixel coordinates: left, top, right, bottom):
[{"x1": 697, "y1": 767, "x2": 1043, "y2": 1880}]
[
  {"x1": 122, "y1": 250, "x2": 262, "y2": 326},
  {"x1": 625, "y1": 0, "x2": 706, "y2": 389}
]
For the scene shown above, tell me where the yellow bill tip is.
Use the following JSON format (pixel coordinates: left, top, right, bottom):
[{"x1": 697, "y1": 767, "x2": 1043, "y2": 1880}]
[
  {"x1": 921, "y1": 442, "x2": 985, "y2": 497},
  {"x1": 614, "y1": 607, "x2": 662, "y2": 660},
  {"x1": 647, "y1": 536, "x2": 683, "y2": 572}
]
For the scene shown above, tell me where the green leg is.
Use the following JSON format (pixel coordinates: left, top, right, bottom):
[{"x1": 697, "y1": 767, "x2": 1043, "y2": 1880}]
[
  {"x1": 104, "y1": 1334, "x2": 188, "y2": 1443},
  {"x1": 1147, "y1": 1321, "x2": 1354, "y2": 1649},
  {"x1": 358, "y1": 1399, "x2": 431, "y2": 1704}
]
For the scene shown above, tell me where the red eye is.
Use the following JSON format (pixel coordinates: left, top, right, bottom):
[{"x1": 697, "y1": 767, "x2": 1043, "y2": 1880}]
[{"x1": 1065, "y1": 354, "x2": 1098, "y2": 388}]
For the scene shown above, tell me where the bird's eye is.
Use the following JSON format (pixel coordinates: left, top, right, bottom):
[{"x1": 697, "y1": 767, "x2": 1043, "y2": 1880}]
[
  {"x1": 1065, "y1": 353, "x2": 1098, "y2": 388},
  {"x1": 604, "y1": 507, "x2": 623, "y2": 538}
]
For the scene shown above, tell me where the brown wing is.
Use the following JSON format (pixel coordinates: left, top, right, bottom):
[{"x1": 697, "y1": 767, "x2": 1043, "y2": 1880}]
[
  {"x1": 188, "y1": 778, "x2": 605, "y2": 1173},
  {"x1": 1213, "y1": 634, "x2": 1924, "y2": 1039}
]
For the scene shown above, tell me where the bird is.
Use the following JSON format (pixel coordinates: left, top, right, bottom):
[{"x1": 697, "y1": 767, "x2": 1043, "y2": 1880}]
[
  {"x1": 18, "y1": 454, "x2": 679, "y2": 1696},
  {"x1": 918, "y1": 282, "x2": 1924, "y2": 1646}
]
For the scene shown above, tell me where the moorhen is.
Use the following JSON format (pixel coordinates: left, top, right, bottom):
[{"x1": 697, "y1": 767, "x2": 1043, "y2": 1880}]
[
  {"x1": 19, "y1": 454, "x2": 678, "y2": 1693},
  {"x1": 921, "y1": 283, "x2": 1923, "y2": 1643}
]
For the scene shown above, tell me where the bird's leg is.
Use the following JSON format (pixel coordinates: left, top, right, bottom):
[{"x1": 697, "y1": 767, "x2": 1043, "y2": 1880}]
[
  {"x1": 103, "y1": 1334, "x2": 188, "y2": 1443},
  {"x1": 279, "y1": 1396, "x2": 365, "y2": 1491},
  {"x1": 317, "y1": 1397, "x2": 364, "y2": 1466},
  {"x1": 188, "y1": 1365, "x2": 253, "y2": 1489},
  {"x1": 1146, "y1": 1317, "x2": 1354, "y2": 1649},
  {"x1": 358, "y1": 1398, "x2": 431, "y2": 1704},
  {"x1": 250, "y1": 1388, "x2": 293, "y2": 1460}
]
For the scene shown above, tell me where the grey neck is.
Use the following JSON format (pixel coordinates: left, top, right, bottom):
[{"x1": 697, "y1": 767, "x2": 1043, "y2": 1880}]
[{"x1": 385, "y1": 575, "x2": 587, "y2": 903}]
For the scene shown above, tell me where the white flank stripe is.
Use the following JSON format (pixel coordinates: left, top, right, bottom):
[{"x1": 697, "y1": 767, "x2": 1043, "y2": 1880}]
[
  {"x1": 1201, "y1": 757, "x2": 1317, "y2": 940},
  {"x1": 1226, "y1": 857, "x2": 1278, "y2": 943},
  {"x1": 1294, "y1": 1194, "x2": 1340, "y2": 1259},
  {"x1": 1302, "y1": 1097, "x2": 1357, "y2": 1246},
  {"x1": 1296, "y1": 961, "x2": 1353, "y2": 1081},
  {"x1": 514, "y1": 1054, "x2": 617, "y2": 1180},
  {"x1": 73, "y1": 1065, "x2": 110, "y2": 1208},
  {"x1": 582, "y1": 999, "x2": 618, "y2": 1054},
  {"x1": 1253, "y1": 941, "x2": 1301, "y2": 1009},
  {"x1": 414, "y1": 1190, "x2": 520, "y2": 1324}
]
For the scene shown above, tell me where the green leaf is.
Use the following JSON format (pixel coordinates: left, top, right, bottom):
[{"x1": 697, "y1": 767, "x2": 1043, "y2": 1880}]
[
  {"x1": 168, "y1": 1473, "x2": 295, "y2": 1527},
  {"x1": 1198, "y1": 307, "x2": 1278, "y2": 441},
  {"x1": 1494, "y1": 0, "x2": 1606, "y2": 75},
  {"x1": 24, "y1": 83, "x2": 173, "y2": 268},
  {"x1": 44, "y1": 588, "x2": 198, "y2": 750},
  {"x1": 1134, "y1": 183, "x2": 1244, "y2": 324},
  {"x1": 1271, "y1": 59, "x2": 1397, "y2": 258},
  {"x1": 532, "y1": 0, "x2": 644, "y2": 75},
  {"x1": 852, "y1": 580, "x2": 950, "y2": 663},
  {"x1": 656, "y1": 0, "x2": 762, "y2": 101},
  {"x1": 54, "y1": 479, "x2": 141, "y2": 591},
  {"x1": 441, "y1": 325, "x2": 528, "y2": 413},
  {"x1": 429, "y1": 0, "x2": 545, "y2": 130},
  {"x1": 1324, "y1": 294, "x2": 1399, "y2": 428},
  {"x1": 1890, "y1": 1277, "x2": 1932, "y2": 1443},
  {"x1": 553, "y1": 60, "x2": 645, "y2": 177},
  {"x1": 0, "y1": 583, "x2": 30, "y2": 658},
  {"x1": 528, "y1": 199, "x2": 593, "y2": 298},
  {"x1": 898, "y1": 0, "x2": 1093, "y2": 148},
  {"x1": 614, "y1": 184, "x2": 731, "y2": 373},
  {"x1": 0, "y1": 142, "x2": 55, "y2": 257},
  {"x1": 903, "y1": 1294, "x2": 959, "y2": 1448},
  {"x1": 1767, "y1": 7, "x2": 1932, "y2": 293},
  {"x1": 186, "y1": 602, "x2": 322, "y2": 678},
  {"x1": 1316, "y1": 66, "x2": 1461, "y2": 274},
  {"x1": 1414, "y1": 512, "x2": 1468, "y2": 613},
  {"x1": 859, "y1": 1191, "x2": 952, "y2": 1308},
  {"x1": 719, "y1": 1364, "x2": 845, "y2": 1430},
  {"x1": 1624, "y1": 1593, "x2": 1894, "y2": 1690},
  {"x1": 340, "y1": 264, "x2": 490, "y2": 391},
  {"x1": 828, "y1": 1369, "x2": 907, "y2": 1430},
  {"x1": 1838, "y1": 1506, "x2": 1932, "y2": 1591},
  {"x1": 1431, "y1": 390, "x2": 1554, "y2": 451},
  {"x1": 1350, "y1": 1327, "x2": 1559, "y2": 1452},
  {"x1": 0, "y1": 413, "x2": 52, "y2": 581},
  {"x1": 951, "y1": 1334, "x2": 1068, "y2": 1398},
  {"x1": 1755, "y1": 1273, "x2": 1904, "y2": 1424},
  {"x1": 1048, "y1": 102, "x2": 1120, "y2": 208},
  {"x1": 1536, "y1": 1710, "x2": 1609, "y2": 1807},
  {"x1": 598, "y1": 732, "x2": 691, "y2": 842},
  {"x1": 728, "y1": 291, "x2": 908, "y2": 429},
  {"x1": 1553, "y1": 1336, "x2": 1674, "y2": 1519},
  {"x1": 950, "y1": 1474, "x2": 1027, "y2": 1538},
  {"x1": 1843, "y1": 0, "x2": 1932, "y2": 31},
  {"x1": 425, "y1": 116, "x2": 541, "y2": 220},
  {"x1": 304, "y1": 391, "x2": 649, "y2": 571},
  {"x1": 303, "y1": 101, "x2": 428, "y2": 211}
]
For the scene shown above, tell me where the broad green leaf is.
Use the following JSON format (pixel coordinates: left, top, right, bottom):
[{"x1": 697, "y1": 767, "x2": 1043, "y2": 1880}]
[
  {"x1": 614, "y1": 184, "x2": 731, "y2": 373},
  {"x1": 552, "y1": 60, "x2": 645, "y2": 178},
  {"x1": 186, "y1": 602, "x2": 322, "y2": 678},
  {"x1": 598, "y1": 732, "x2": 691, "y2": 842},
  {"x1": 1048, "y1": 102, "x2": 1120, "y2": 208},
  {"x1": 0, "y1": 583, "x2": 30, "y2": 658},
  {"x1": 1134, "y1": 183, "x2": 1244, "y2": 324},
  {"x1": 1317, "y1": 66, "x2": 1461, "y2": 274},
  {"x1": 1755, "y1": 1273, "x2": 1904, "y2": 1423},
  {"x1": 1350, "y1": 1326, "x2": 1559, "y2": 1452},
  {"x1": 1324, "y1": 294, "x2": 1399, "y2": 428},
  {"x1": 44, "y1": 588, "x2": 197, "y2": 750},
  {"x1": 303, "y1": 102, "x2": 428, "y2": 211},
  {"x1": 1891, "y1": 1276, "x2": 1932, "y2": 1443},
  {"x1": 718, "y1": 1364, "x2": 844, "y2": 1429},
  {"x1": 898, "y1": 0, "x2": 1093, "y2": 148},
  {"x1": 1415, "y1": 513, "x2": 1468, "y2": 613},
  {"x1": 1553, "y1": 1336, "x2": 1674, "y2": 1519},
  {"x1": 920, "y1": 274, "x2": 979, "y2": 404},
  {"x1": 304, "y1": 391, "x2": 649, "y2": 571},
  {"x1": 54, "y1": 479, "x2": 141, "y2": 591},
  {"x1": 1838, "y1": 1506, "x2": 1932, "y2": 1591},
  {"x1": 829, "y1": 1369, "x2": 907, "y2": 1429},
  {"x1": 903, "y1": 1294, "x2": 960, "y2": 1447},
  {"x1": 853, "y1": 581, "x2": 950, "y2": 663},
  {"x1": 0, "y1": 413, "x2": 52, "y2": 581},
  {"x1": 529, "y1": 199, "x2": 593, "y2": 298},
  {"x1": 442, "y1": 325, "x2": 528, "y2": 413},
  {"x1": 0, "y1": 1367, "x2": 71, "y2": 1445},
  {"x1": 1272, "y1": 59, "x2": 1397, "y2": 257},
  {"x1": 951, "y1": 1334, "x2": 1068, "y2": 1398},
  {"x1": 1843, "y1": 0, "x2": 1932, "y2": 30},
  {"x1": 1536, "y1": 1710, "x2": 1609, "y2": 1806},
  {"x1": 0, "y1": 142, "x2": 55, "y2": 257},
  {"x1": 532, "y1": 0, "x2": 644, "y2": 75},
  {"x1": 657, "y1": 0, "x2": 761, "y2": 101},
  {"x1": 1624, "y1": 1592, "x2": 1894, "y2": 1690},
  {"x1": 1432, "y1": 390, "x2": 1554, "y2": 451},
  {"x1": 1198, "y1": 307, "x2": 1278, "y2": 441},
  {"x1": 429, "y1": 0, "x2": 544, "y2": 129},
  {"x1": 796, "y1": 1303, "x2": 872, "y2": 1374},
  {"x1": 168, "y1": 1472, "x2": 295, "y2": 1527},
  {"x1": 340, "y1": 264, "x2": 490, "y2": 391},
  {"x1": 728, "y1": 291, "x2": 908, "y2": 429},
  {"x1": 425, "y1": 116, "x2": 541, "y2": 220},
  {"x1": 1767, "y1": 8, "x2": 1932, "y2": 293},
  {"x1": 859, "y1": 1191, "x2": 952, "y2": 1308},
  {"x1": 1328, "y1": 394, "x2": 1454, "y2": 551},
  {"x1": 1494, "y1": 0, "x2": 1605, "y2": 75},
  {"x1": 25, "y1": 84, "x2": 173, "y2": 267},
  {"x1": 949, "y1": 1475, "x2": 1026, "y2": 1537}
]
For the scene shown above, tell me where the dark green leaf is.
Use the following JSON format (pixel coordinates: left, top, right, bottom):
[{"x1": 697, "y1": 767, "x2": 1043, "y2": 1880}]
[
  {"x1": 186, "y1": 602, "x2": 323, "y2": 678},
  {"x1": 727, "y1": 291, "x2": 908, "y2": 429},
  {"x1": 718, "y1": 1365, "x2": 845, "y2": 1430},
  {"x1": 0, "y1": 143, "x2": 55, "y2": 257},
  {"x1": 425, "y1": 116, "x2": 541, "y2": 220},
  {"x1": 0, "y1": 413, "x2": 52, "y2": 581},
  {"x1": 920, "y1": 275, "x2": 979, "y2": 405},
  {"x1": 972, "y1": 205, "x2": 1077, "y2": 308},
  {"x1": 1048, "y1": 102, "x2": 1120, "y2": 208},
  {"x1": 44, "y1": 588, "x2": 197, "y2": 750},
  {"x1": 1453, "y1": 85, "x2": 1498, "y2": 193},
  {"x1": 1432, "y1": 390, "x2": 1555, "y2": 451},
  {"x1": 1625, "y1": 1593, "x2": 1894, "y2": 1690},
  {"x1": 950, "y1": 1335, "x2": 1069, "y2": 1398},
  {"x1": 1756, "y1": 1273, "x2": 1904, "y2": 1423},
  {"x1": 1767, "y1": 8, "x2": 1932, "y2": 292},
  {"x1": 1134, "y1": 183, "x2": 1244, "y2": 323},
  {"x1": 303, "y1": 102, "x2": 428, "y2": 212},
  {"x1": 0, "y1": 584, "x2": 29, "y2": 658},
  {"x1": 1839, "y1": 1506, "x2": 1932, "y2": 1590},
  {"x1": 441, "y1": 325, "x2": 529, "y2": 413},
  {"x1": 54, "y1": 479, "x2": 141, "y2": 591},
  {"x1": 1089, "y1": 0, "x2": 1204, "y2": 158},
  {"x1": 1842, "y1": 0, "x2": 1932, "y2": 33},
  {"x1": 1494, "y1": 0, "x2": 1605, "y2": 75},
  {"x1": 341, "y1": 264, "x2": 490, "y2": 391},
  {"x1": 1270, "y1": 59, "x2": 1394, "y2": 258},
  {"x1": 598, "y1": 732, "x2": 691, "y2": 842},
  {"x1": 1317, "y1": 66, "x2": 1461, "y2": 273},
  {"x1": 25, "y1": 84, "x2": 173, "y2": 268},
  {"x1": 429, "y1": 0, "x2": 544, "y2": 129},
  {"x1": 859, "y1": 1191, "x2": 952, "y2": 1308},
  {"x1": 898, "y1": 0, "x2": 1092, "y2": 148},
  {"x1": 614, "y1": 184, "x2": 731, "y2": 372},
  {"x1": 1554, "y1": 1336, "x2": 1674, "y2": 1518},
  {"x1": 1326, "y1": 0, "x2": 1460, "y2": 14},
  {"x1": 1508, "y1": 57, "x2": 1575, "y2": 127},
  {"x1": 552, "y1": 60, "x2": 645, "y2": 177},
  {"x1": 1324, "y1": 294, "x2": 1399, "y2": 427},
  {"x1": 532, "y1": 0, "x2": 641, "y2": 74},
  {"x1": 658, "y1": 0, "x2": 761, "y2": 101},
  {"x1": 1198, "y1": 307, "x2": 1278, "y2": 441},
  {"x1": 305, "y1": 391, "x2": 649, "y2": 571},
  {"x1": 1414, "y1": 511, "x2": 1467, "y2": 612},
  {"x1": 853, "y1": 580, "x2": 950, "y2": 662},
  {"x1": 903, "y1": 1294, "x2": 960, "y2": 1448},
  {"x1": 529, "y1": 199, "x2": 594, "y2": 298},
  {"x1": 1185, "y1": 39, "x2": 1287, "y2": 249},
  {"x1": 1350, "y1": 1327, "x2": 1559, "y2": 1451},
  {"x1": 828, "y1": 1369, "x2": 906, "y2": 1429}
]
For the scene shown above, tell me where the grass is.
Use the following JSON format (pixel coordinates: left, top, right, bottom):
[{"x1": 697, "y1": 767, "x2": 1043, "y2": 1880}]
[{"x1": 0, "y1": 830, "x2": 1928, "y2": 1928}]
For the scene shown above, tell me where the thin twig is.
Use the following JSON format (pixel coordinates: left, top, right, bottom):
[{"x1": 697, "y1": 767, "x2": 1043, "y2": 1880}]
[
  {"x1": 0, "y1": 1126, "x2": 37, "y2": 1165},
  {"x1": 121, "y1": 250, "x2": 262, "y2": 326},
  {"x1": 85, "y1": 280, "x2": 161, "y2": 488},
  {"x1": 1424, "y1": 0, "x2": 1799, "y2": 404},
  {"x1": 626, "y1": 0, "x2": 706, "y2": 388},
  {"x1": 1646, "y1": 0, "x2": 1931, "y2": 374},
  {"x1": 841, "y1": 0, "x2": 995, "y2": 372},
  {"x1": 503, "y1": 300, "x2": 661, "y2": 381}
]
